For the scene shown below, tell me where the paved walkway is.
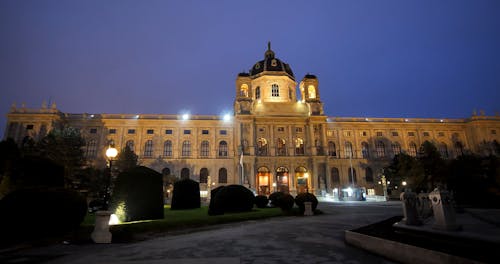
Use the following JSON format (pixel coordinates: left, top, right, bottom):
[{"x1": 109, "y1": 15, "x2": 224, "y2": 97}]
[{"x1": 1, "y1": 201, "x2": 498, "y2": 264}]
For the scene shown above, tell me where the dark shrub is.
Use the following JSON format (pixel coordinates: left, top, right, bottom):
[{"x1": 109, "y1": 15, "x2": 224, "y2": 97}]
[
  {"x1": 254, "y1": 195, "x2": 269, "y2": 208},
  {"x1": 111, "y1": 166, "x2": 164, "y2": 221},
  {"x1": 209, "y1": 185, "x2": 254, "y2": 215},
  {"x1": 269, "y1": 191, "x2": 285, "y2": 207},
  {"x1": 278, "y1": 193, "x2": 295, "y2": 211},
  {"x1": 295, "y1": 192, "x2": 318, "y2": 213},
  {"x1": 171, "y1": 178, "x2": 200, "y2": 210},
  {"x1": 208, "y1": 186, "x2": 225, "y2": 215},
  {"x1": 0, "y1": 187, "x2": 87, "y2": 243}
]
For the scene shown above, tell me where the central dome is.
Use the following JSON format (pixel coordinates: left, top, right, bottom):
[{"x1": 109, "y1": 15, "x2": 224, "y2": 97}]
[{"x1": 249, "y1": 42, "x2": 294, "y2": 80}]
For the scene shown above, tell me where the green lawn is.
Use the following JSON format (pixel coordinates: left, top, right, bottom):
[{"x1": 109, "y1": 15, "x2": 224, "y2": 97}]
[{"x1": 81, "y1": 206, "x2": 284, "y2": 242}]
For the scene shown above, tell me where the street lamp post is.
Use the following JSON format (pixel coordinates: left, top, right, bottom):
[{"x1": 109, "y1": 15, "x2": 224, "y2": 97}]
[
  {"x1": 104, "y1": 145, "x2": 118, "y2": 209},
  {"x1": 91, "y1": 144, "x2": 117, "y2": 244}
]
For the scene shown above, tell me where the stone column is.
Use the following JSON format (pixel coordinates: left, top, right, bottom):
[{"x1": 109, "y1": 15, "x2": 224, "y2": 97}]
[
  {"x1": 429, "y1": 188, "x2": 460, "y2": 231},
  {"x1": 400, "y1": 190, "x2": 421, "y2": 225}
]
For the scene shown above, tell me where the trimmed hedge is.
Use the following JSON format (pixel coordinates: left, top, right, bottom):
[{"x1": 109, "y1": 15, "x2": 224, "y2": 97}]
[
  {"x1": 254, "y1": 195, "x2": 269, "y2": 208},
  {"x1": 295, "y1": 192, "x2": 318, "y2": 213},
  {"x1": 111, "y1": 166, "x2": 164, "y2": 221},
  {"x1": 269, "y1": 191, "x2": 285, "y2": 207},
  {"x1": 209, "y1": 185, "x2": 255, "y2": 215},
  {"x1": 278, "y1": 193, "x2": 295, "y2": 211},
  {"x1": 171, "y1": 178, "x2": 200, "y2": 210},
  {"x1": 0, "y1": 187, "x2": 87, "y2": 242}
]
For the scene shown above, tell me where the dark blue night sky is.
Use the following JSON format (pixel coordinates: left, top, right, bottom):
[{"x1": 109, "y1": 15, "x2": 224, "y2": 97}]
[{"x1": 1, "y1": 0, "x2": 499, "y2": 137}]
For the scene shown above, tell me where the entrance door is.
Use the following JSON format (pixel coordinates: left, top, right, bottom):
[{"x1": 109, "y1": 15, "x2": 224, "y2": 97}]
[
  {"x1": 276, "y1": 166, "x2": 289, "y2": 193},
  {"x1": 295, "y1": 166, "x2": 309, "y2": 193},
  {"x1": 257, "y1": 166, "x2": 271, "y2": 195}
]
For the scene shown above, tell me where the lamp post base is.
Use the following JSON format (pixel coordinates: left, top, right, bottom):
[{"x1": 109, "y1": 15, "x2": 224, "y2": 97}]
[{"x1": 91, "y1": 210, "x2": 112, "y2": 243}]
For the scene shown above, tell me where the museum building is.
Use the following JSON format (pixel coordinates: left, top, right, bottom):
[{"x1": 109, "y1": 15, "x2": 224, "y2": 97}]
[{"x1": 4, "y1": 44, "x2": 500, "y2": 198}]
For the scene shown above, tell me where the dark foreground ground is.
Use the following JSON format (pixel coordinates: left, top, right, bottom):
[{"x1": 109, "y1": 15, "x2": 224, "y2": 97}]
[{"x1": 352, "y1": 215, "x2": 500, "y2": 263}]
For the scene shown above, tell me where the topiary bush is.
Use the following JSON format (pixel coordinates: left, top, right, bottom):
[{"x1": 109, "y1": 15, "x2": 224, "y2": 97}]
[
  {"x1": 0, "y1": 187, "x2": 87, "y2": 243},
  {"x1": 269, "y1": 191, "x2": 285, "y2": 207},
  {"x1": 207, "y1": 186, "x2": 225, "y2": 215},
  {"x1": 208, "y1": 185, "x2": 255, "y2": 215},
  {"x1": 295, "y1": 192, "x2": 319, "y2": 214},
  {"x1": 171, "y1": 178, "x2": 200, "y2": 210},
  {"x1": 254, "y1": 195, "x2": 269, "y2": 208},
  {"x1": 110, "y1": 166, "x2": 164, "y2": 222},
  {"x1": 278, "y1": 193, "x2": 295, "y2": 211}
]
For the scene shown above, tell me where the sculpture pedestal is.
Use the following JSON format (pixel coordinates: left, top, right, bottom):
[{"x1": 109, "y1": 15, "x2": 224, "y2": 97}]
[{"x1": 91, "y1": 210, "x2": 112, "y2": 243}]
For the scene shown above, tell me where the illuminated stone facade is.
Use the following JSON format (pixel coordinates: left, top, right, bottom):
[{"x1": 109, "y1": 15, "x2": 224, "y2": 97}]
[{"x1": 4, "y1": 44, "x2": 500, "y2": 197}]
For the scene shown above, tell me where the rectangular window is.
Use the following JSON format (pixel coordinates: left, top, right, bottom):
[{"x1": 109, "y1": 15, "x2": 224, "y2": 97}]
[
  {"x1": 492, "y1": 130, "x2": 497, "y2": 135},
  {"x1": 26, "y1": 124, "x2": 34, "y2": 130},
  {"x1": 362, "y1": 131, "x2": 367, "y2": 137},
  {"x1": 109, "y1": 129, "x2": 116, "y2": 134},
  {"x1": 220, "y1": 130, "x2": 227, "y2": 135},
  {"x1": 259, "y1": 127, "x2": 265, "y2": 132},
  {"x1": 184, "y1": 130, "x2": 191, "y2": 135},
  {"x1": 408, "y1": 132, "x2": 415, "y2": 137},
  {"x1": 202, "y1": 129, "x2": 209, "y2": 135},
  {"x1": 326, "y1": 130, "x2": 333, "y2": 137},
  {"x1": 376, "y1": 131, "x2": 383, "y2": 137},
  {"x1": 423, "y1": 132, "x2": 430, "y2": 137},
  {"x1": 392, "y1": 131, "x2": 399, "y2": 137},
  {"x1": 147, "y1": 129, "x2": 154, "y2": 134},
  {"x1": 297, "y1": 127, "x2": 304, "y2": 133},
  {"x1": 438, "y1": 132, "x2": 445, "y2": 137},
  {"x1": 128, "y1": 129, "x2": 136, "y2": 134},
  {"x1": 344, "y1": 131, "x2": 352, "y2": 137},
  {"x1": 90, "y1": 128, "x2": 97, "y2": 134},
  {"x1": 165, "y1": 129, "x2": 173, "y2": 135},
  {"x1": 277, "y1": 127, "x2": 285, "y2": 132}
]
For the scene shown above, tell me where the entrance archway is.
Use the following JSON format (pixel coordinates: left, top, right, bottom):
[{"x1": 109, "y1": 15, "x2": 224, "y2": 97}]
[
  {"x1": 276, "y1": 166, "x2": 289, "y2": 193},
  {"x1": 295, "y1": 166, "x2": 309, "y2": 193},
  {"x1": 257, "y1": 166, "x2": 271, "y2": 195}
]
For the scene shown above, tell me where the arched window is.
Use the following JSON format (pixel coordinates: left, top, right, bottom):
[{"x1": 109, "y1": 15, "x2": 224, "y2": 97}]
[
  {"x1": 392, "y1": 142, "x2": 401, "y2": 156},
  {"x1": 144, "y1": 140, "x2": 153, "y2": 157},
  {"x1": 85, "y1": 139, "x2": 97, "y2": 158},
  {"x1": 257, "y1": 138, "x2": 268, "y2": 156},
  {"x1": 328, "y1": 141, "x2": 337, "y2": 157},
  {"x1": 365, "y1": 167, "x2": 374, "y2": 183},
  {"x1": 408, "y1": 142, "x2": 417, "y2": 157},
  {"x1": 162, "y1": 167, "x2": 171, "y2": 176},
  {"x1": 200, "y1": 168, "x2": 208, "y2": 183},
  {"x1": 308, "y1": 85, "x2": 316, "y2": 99},
  {"x1": 348, "y1": 168, "x2": 357, "y2": 185},
  {"x1": 163, "y1": 140, "x2": 172, "y2": 157},
  {"x1": 182, "y1": 140, "x2": 191, "y2": 157},
  {"x1": 362, "y1": 142, "x2": 370, "y2": 158},
  {"x1": 271, "y1": 84, "x2": 279, "y2": 97},
  {"x1": 295, "y1": 138, "x2": 305, "y2": 155},
  {"x1": 240, "y1": 84, "x2": 248, "y2": 97},
  {"x1": 331, "y1": 167, "x2": 340, "y2": 184},
  {"x1": 439, "y1": 143, "x2": 448, "y2": 158},
  {"x1": 255, "y1": 86, "x2": 260, "y2": 99},
  {"x1": 126, "y1": 140, "x2": 135, "y2": 152},
  {"x1": 454, "y1": 141, "x2": 464, "y2": 157},
  {"x1": 376, "y1": 141, "x2": 386, "y2": 158},
  {"x1": 276, "y1": 138, "x2": 286, "y2": 156},
  {"x1": 181, "y1": 168, "x2": 190, "y2": 179},
  {"x1": 344, "y1": 141, "x2": 353, "y2": 158},
  {"x1": 200, "y1": 140, "x2": 209, "y2": 157},
  {"x1": 218, "y1": 141, "x2": 228, "y2": 157},
  {"x1": 218, "y1": 168, "x2": 227, "y2": 183}
]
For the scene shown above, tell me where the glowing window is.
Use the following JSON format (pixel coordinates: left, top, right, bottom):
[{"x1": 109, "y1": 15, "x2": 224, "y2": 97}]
[
  {"x1": 307, "y1": 85, "x2": 316, "y2": 99},
  {"x1": 200, "y1": 141, "x2": 209, "y2": 157},
  {"x1": 218, "y1": 141, "x2": 228, "y2": 157},
  {"x1": 182, "y1": 140, "x2": 191, "y2": 157},
  {"x1": 271, "y1": 84, "x2": 279, "y2": 97},
  {"x1": 240, "y1": 84, "x2": 249, "y2": 97}
]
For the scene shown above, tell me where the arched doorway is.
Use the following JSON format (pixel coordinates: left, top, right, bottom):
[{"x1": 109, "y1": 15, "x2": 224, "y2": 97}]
[
  {"x1": 295, "y1": 166, "x2": 309, "y2": 193},
  {"x1": 276, "y1": 166, "x2": 289, "y2": 193},
  {"x1": 257, "y1": 166, "x2": 271, "y2": 195},
  {"x1": 181, "y1": 168, "x2": 190, "y2": 179}
]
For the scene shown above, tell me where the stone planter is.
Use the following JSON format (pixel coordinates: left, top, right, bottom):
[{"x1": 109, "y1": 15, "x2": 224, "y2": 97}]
[{"x1": 91, "y1": 210, "x2": 112, "y2": 243}]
